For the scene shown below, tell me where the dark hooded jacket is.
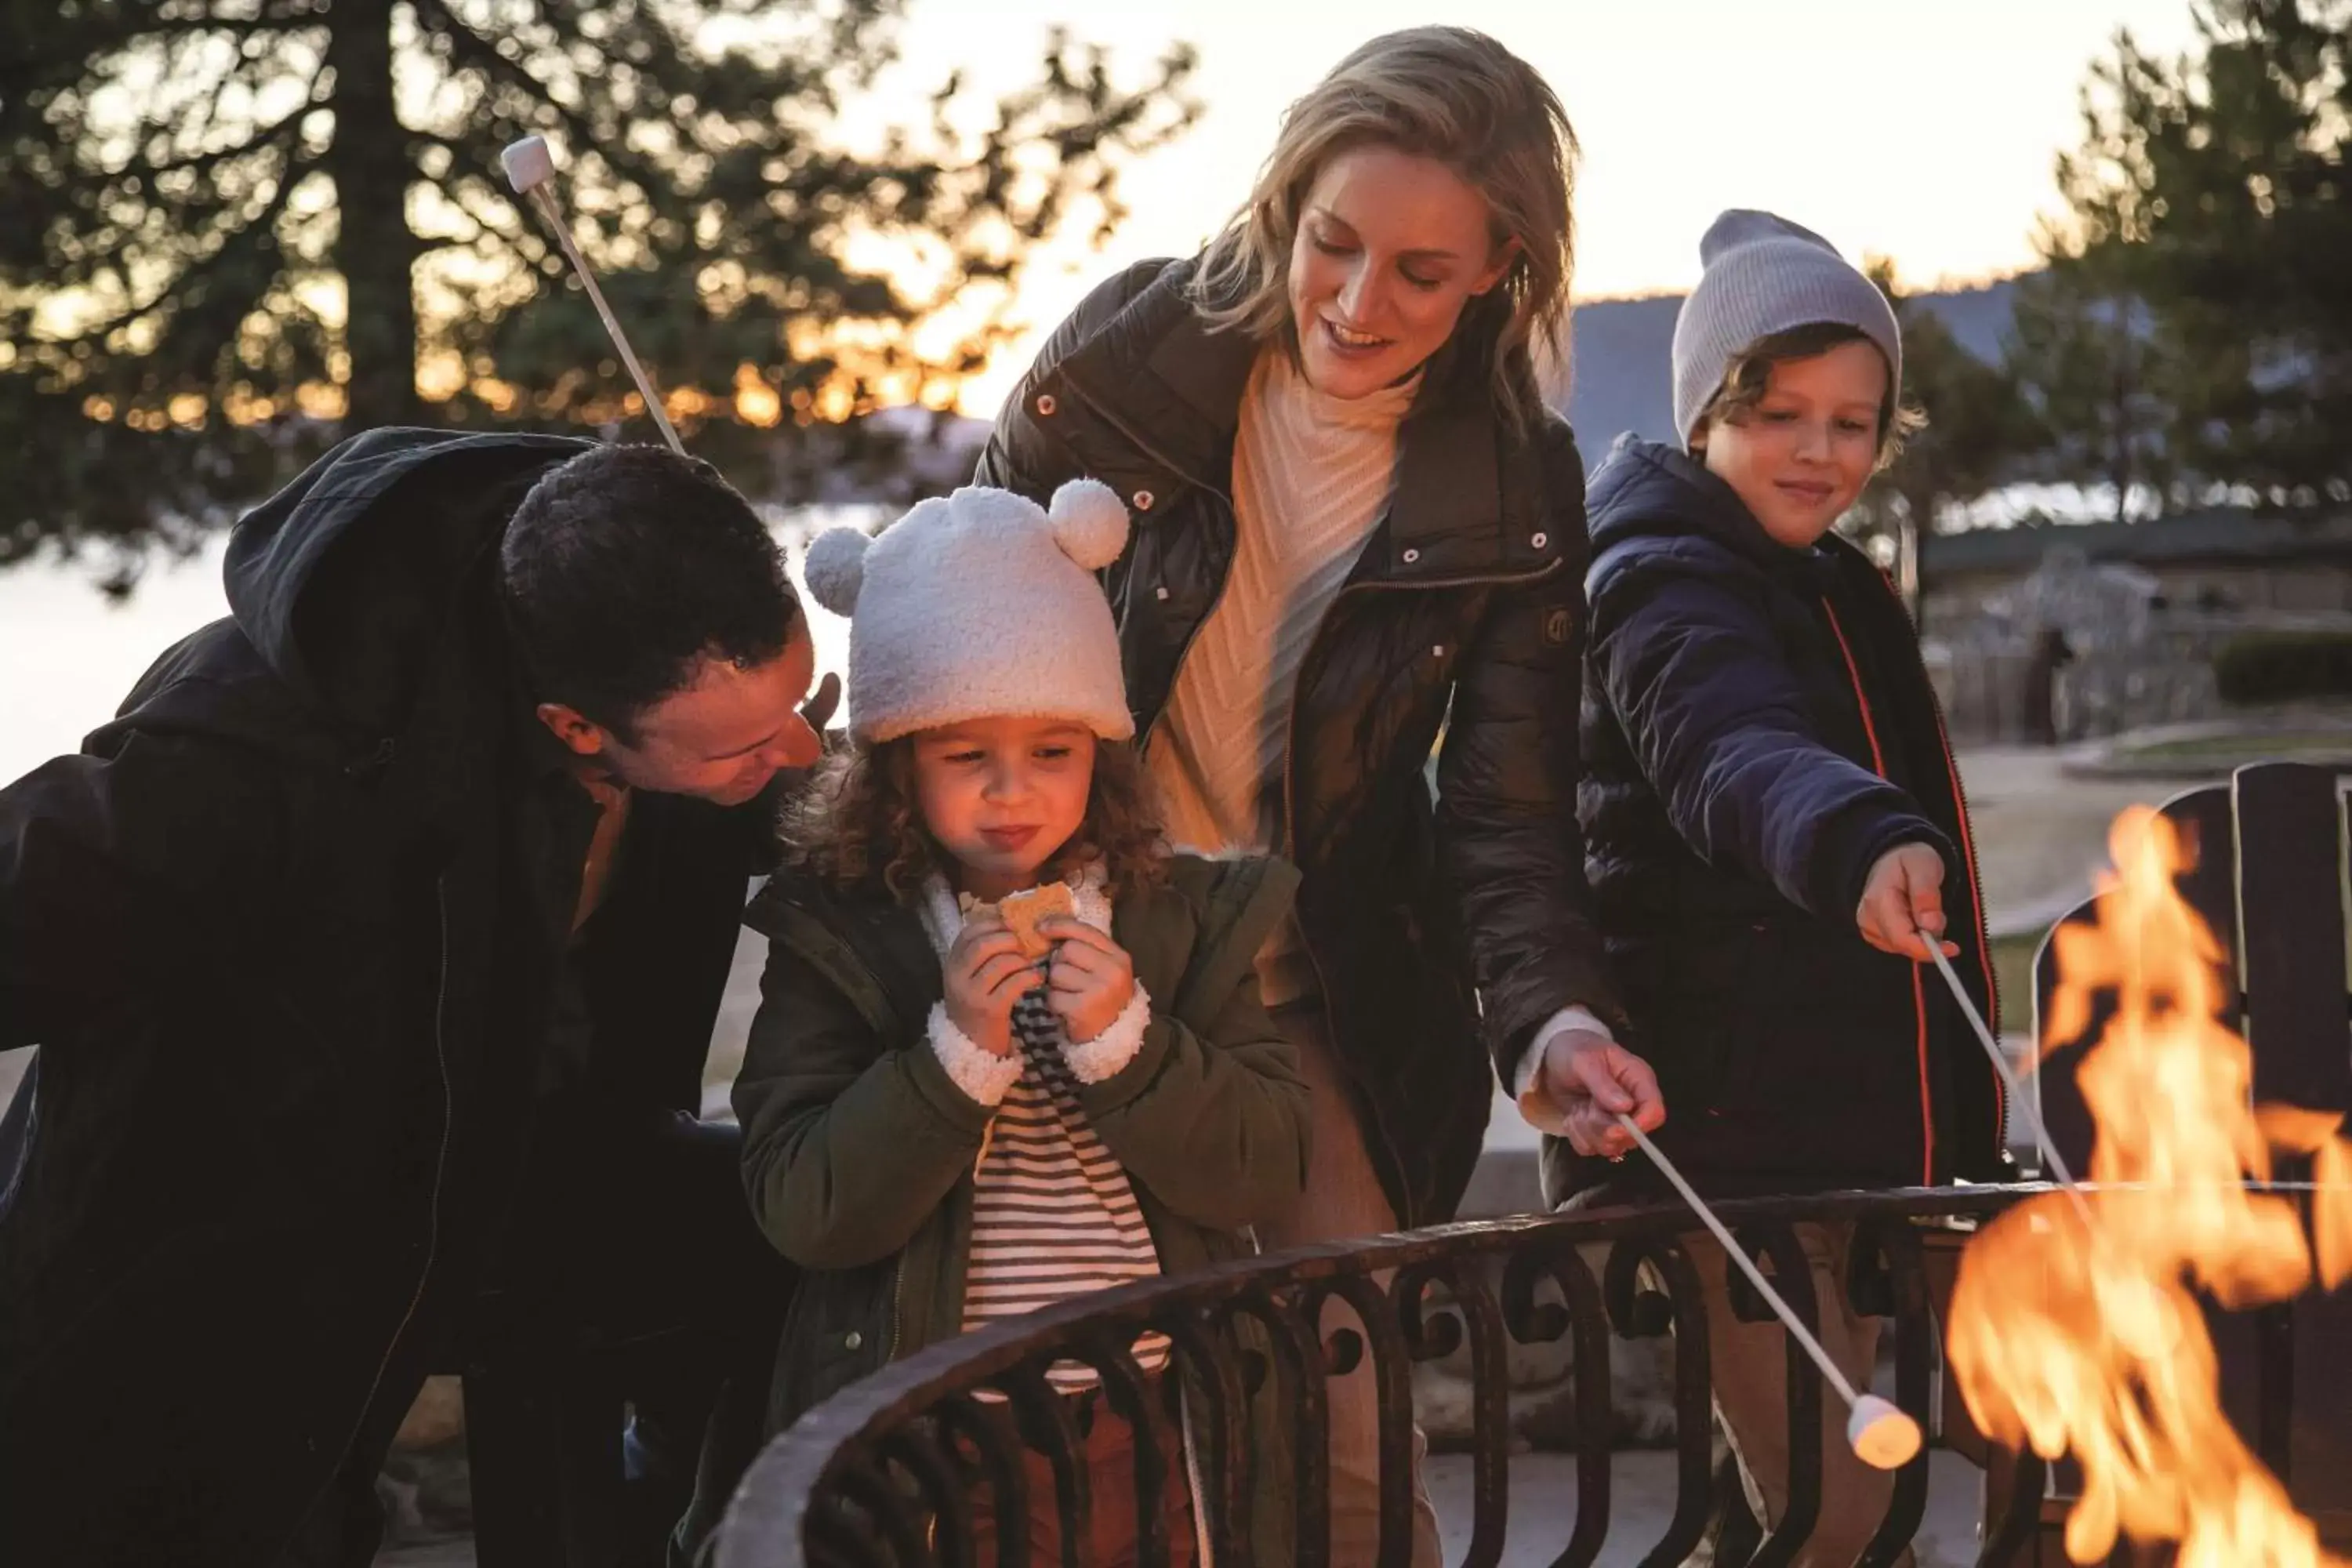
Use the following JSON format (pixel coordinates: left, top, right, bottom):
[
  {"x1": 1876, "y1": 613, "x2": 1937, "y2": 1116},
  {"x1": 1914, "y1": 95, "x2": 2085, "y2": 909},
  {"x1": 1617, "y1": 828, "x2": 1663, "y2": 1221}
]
[
  {"x1": 0, "y1": 429, "x2": 780, "y2": 1566},
  {"x1": 1559, "y1": 437, "x2": 2007, "y2": 1204},
  {"x1": 977, "y1": 257, "x2": 1621, "y2": 1229}
]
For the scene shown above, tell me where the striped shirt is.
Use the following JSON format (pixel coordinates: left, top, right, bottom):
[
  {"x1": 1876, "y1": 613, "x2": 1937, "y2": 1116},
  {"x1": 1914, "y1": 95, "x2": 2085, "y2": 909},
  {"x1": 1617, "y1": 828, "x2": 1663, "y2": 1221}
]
[{"x1": 919, "y1": 871, "x2": 1168, "y2": 1392}]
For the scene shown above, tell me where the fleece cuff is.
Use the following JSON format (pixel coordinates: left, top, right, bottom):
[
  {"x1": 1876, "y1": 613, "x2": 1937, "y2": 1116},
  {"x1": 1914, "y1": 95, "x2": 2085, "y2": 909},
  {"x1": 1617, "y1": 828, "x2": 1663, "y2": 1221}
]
[
  {"x1": 1060, "y1": 982, "x2": 1152, "y2": 1084},
  {"x1": 927, "y1": 1001, "x2": 1024, "y2": 1106}
]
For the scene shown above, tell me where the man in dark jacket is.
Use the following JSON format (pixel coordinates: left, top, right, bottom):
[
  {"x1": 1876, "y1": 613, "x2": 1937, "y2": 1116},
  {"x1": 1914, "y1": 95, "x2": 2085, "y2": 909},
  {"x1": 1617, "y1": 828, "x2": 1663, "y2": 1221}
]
[{"x1": 0, "y1": 430, "x2": 823, "y2": 1566}]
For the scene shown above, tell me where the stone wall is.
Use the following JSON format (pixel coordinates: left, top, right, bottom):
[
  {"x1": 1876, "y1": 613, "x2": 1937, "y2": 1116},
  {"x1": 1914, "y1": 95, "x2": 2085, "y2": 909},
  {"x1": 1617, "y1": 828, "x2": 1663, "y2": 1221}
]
[{"x1": 1928, "y1": 547, "x2": 2352, "y2": 745}]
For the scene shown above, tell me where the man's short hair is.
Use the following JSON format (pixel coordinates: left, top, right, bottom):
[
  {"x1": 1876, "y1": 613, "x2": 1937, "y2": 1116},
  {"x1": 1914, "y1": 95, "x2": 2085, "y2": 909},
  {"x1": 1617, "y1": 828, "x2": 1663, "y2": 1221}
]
[{"x1": 500, "y1": 444, "x2": 800, "y2": 738}]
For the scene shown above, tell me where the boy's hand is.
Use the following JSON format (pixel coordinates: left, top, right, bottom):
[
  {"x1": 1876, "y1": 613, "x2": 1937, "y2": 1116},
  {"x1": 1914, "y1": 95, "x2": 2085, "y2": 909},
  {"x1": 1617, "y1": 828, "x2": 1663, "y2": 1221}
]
[
  {"x1": 942, "y1": 907, "x2": 1034, "y2": 1058},
  {"x1": 1857, "y1": 842, "x2": 1959, "y2": 962},
  {"x1": 1038, "y1": 917, "x2": 1137, "y2": 1044},
  {"x1": 1538, "y1": 1029, "x2": 1666, "y2": 1160}
]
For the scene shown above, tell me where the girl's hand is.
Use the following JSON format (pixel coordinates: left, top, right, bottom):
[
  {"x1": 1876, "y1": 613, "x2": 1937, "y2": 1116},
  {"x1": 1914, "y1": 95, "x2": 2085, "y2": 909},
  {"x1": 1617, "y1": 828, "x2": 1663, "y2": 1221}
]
[
  {"x1": 1037, "y1": 918, "x2": 1137, "y2": 1044},
  {"x1": 1857, "y1": 842, "x2": 1960, "y2": 962},
  {"x1": 942, "y1": 908, "x2": 1036, "y2": 1058}
]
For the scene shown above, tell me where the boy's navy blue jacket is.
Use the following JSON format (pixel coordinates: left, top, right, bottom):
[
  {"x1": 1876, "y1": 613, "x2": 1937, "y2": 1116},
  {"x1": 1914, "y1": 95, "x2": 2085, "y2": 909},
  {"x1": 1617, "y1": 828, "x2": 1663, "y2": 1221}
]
[{"x1": 1563, "y1": 436, "x2": 2008, "y2": 1203}]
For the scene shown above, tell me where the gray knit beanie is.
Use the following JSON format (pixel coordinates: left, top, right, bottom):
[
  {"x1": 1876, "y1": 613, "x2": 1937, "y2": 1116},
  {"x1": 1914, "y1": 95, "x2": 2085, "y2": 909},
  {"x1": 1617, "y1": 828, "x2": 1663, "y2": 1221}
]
[
  {"x1": 1670, "y1": 209, "x2": 1902, "y2": 451},
  {"x1": 801, "y1": 479, "x2": 1136, "y2": 744}
]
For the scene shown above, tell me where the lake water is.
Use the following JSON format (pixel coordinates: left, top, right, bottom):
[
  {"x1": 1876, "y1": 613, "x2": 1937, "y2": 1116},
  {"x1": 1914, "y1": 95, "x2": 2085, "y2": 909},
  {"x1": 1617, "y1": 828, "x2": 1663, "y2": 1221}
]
[{"x1": 0, "y1": 509, "x2": 866, "y2": 789}]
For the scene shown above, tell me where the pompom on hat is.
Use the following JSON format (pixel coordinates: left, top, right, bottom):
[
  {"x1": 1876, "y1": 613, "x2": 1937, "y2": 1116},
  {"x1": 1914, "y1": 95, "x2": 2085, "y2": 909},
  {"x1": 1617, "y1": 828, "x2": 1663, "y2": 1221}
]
[{"x1": 802, "y1": 478, "x2": 1136, "y2": 743}]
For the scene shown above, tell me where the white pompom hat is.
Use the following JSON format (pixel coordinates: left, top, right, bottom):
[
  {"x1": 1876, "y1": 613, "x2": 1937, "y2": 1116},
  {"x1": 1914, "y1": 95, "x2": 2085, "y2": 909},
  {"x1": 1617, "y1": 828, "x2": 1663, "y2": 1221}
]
[{"x1": 801, "y1": 479, "x2": 1136, "y2": 743}]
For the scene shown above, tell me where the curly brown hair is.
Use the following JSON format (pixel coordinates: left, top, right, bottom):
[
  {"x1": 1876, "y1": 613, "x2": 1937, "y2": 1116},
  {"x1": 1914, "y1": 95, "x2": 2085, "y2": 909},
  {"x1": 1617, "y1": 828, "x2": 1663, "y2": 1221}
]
[
  {"x1": 1693, "y1": 321, "x2": 1926, "y2": 471},
  {"x1": 782, "y1": 735, "x2": 1168, "y2": 903}
]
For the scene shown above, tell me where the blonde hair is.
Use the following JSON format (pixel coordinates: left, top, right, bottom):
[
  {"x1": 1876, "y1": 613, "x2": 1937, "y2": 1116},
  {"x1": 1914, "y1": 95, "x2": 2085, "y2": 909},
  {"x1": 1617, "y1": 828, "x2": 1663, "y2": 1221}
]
[{"x1": 1189, "y1": 27, "x2": 1579, "y2": 434}]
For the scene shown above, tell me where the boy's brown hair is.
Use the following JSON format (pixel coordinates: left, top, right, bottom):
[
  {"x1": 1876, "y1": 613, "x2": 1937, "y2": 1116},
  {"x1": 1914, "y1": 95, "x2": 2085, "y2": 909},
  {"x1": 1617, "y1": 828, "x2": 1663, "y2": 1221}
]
[
  {"x1": 782, "y1": 737, "x2": 1167, "y2": 903},
  {"x1": 1692, "y1": 321, "x2": 1926, "y2": 472}
]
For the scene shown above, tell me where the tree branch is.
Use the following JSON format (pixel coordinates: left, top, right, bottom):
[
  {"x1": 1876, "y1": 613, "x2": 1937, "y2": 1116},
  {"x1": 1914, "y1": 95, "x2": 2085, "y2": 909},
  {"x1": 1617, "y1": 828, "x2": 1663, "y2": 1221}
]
[{"x1": 28, "y1": 120, "x2": 318, "y2": 357}]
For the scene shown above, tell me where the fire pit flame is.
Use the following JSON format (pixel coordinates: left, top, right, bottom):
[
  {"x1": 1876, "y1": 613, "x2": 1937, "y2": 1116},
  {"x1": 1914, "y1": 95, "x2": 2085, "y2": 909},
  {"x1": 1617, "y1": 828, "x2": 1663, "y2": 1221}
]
[{"x1": 1947, "y1": 805, "x2": 2352, "y2": 1566}]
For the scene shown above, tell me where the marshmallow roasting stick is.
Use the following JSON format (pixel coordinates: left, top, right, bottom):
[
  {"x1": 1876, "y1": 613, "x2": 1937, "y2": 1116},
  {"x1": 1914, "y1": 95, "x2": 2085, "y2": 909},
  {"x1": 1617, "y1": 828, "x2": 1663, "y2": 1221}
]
[
  {"x1": 500, "y1": 135, "x2": 684, "y2": 456},
  {"x1": 1613, "y1": 1112, "x2": 1924, "y2": 1470},
  {"x1": 1926, "y1": 945, "x2": 2097, "y2": 1229}
]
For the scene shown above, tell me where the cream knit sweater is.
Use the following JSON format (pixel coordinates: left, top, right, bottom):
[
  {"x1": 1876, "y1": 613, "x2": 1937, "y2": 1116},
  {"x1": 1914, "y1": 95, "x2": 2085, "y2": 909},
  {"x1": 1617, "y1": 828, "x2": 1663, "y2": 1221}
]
[
  {"x1": 1147, "y1": 349, "x2": 1414, "y2": 858},
  {"x1": 1144, "y1": 350, "x2": 1415, "y2": 1006}
]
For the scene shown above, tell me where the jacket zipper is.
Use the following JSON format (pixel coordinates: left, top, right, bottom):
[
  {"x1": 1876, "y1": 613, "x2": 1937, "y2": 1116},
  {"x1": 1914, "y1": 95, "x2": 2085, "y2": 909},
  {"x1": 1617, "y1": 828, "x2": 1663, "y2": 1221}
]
[
  {"x1": 293, "y1": 874, "x2": 455, "y2": 1543},
  {"x1": 1865, "y1": 564, "x2": 2005, "y2": 1166},
  {"x1": 1279, "y1": 556, "x2": 1569, "y2": 1225},
  {"x1": 1821, "y1": 592, "x2": 2012, "y2": 1180},
  {"x1": 884, "y1": 1267, "x2": 905, "y2": 1367},
  {"x1": 1910, "y1": 631, "x2": 2007, "y2": 1167},
  {"x1": 1819, "y1": 597, "x2": 1937, "y2": 1186}
]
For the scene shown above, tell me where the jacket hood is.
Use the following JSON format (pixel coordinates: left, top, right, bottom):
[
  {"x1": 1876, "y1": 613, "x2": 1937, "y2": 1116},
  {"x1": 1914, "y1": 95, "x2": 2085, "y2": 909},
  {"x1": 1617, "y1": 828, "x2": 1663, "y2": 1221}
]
[
  {"x1": 221, "y1": 426, "x2": 592, "y2": 733},
  {"x1": 1584, "y1": 434, "x2": 1823, "y2": 581}
]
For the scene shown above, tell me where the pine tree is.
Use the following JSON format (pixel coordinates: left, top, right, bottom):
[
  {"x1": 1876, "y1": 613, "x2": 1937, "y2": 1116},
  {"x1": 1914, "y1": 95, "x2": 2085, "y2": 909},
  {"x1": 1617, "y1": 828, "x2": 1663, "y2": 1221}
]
[
  {"x1": 1845, "y1": 260, "x2": 2035, "y2": 622},
  {"x1": 2002, "y1": 262, "x2": 2180, "y2": 519},
  {"x1": 0, "y1": 0, "x2": 1196, "y2": 561},
  {"x1": 2037, "y1": 0, "x2": 2352, "y2": 504}
]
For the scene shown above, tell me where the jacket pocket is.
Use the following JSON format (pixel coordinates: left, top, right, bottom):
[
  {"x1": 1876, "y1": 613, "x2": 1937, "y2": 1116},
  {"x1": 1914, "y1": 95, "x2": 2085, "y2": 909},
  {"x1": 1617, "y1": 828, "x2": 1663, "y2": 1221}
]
[
  {"x1": 1641, "y1": 924, "x2": 1769, "y2": 1115},
  {"x1": 1715, "y1": 924, "x2": 1919, "y2": 1132},
  {"x1": 766, "y1": 1260, "x2": 894, "y2": 1433}
]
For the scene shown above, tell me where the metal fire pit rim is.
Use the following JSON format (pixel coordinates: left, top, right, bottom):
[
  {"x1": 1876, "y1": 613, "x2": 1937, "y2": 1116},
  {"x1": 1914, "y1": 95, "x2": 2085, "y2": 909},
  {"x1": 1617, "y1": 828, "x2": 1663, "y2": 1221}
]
[{"x1": 711, "y1": 1182, "x2": 2077, "y2": 1566}]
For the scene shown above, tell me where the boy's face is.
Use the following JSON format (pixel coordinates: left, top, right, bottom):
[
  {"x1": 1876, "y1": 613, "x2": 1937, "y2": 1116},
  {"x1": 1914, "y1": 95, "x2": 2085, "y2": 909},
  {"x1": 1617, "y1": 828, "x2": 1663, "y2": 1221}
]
[
  {"x1": 910, "y1": 716, "x2": 1098, "y2": 902},
  {"x1": 540, "y1": 622, "x2": 823, "y2": 806},
  {"x1": 1693, "y1": 339, "x2": 1887, "y2": 549}
]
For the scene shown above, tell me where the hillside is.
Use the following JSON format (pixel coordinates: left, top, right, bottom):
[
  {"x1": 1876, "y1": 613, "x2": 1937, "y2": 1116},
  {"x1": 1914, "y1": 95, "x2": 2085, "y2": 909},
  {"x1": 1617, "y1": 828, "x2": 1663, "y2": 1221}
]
[{"x1": 1561, "y1": 275, "x2": 2021, "y2": 448}]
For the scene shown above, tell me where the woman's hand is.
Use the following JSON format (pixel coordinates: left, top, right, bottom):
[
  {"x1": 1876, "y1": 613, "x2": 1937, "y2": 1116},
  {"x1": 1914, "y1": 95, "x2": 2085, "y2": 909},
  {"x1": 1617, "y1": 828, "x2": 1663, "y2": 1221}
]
[
  {"x1": 1856, "y1": 842, "x2": 1958, "y2": 963},
  {"x1": 1037, "y1": 917, "x2": 1138, "y2": 1044},
  {"x1": 1537, "y1": 1028, "x2": 1666, "y2": 1160},
  {"x1": 942, "y1": 908, "x2": 1036, "y2": 1058}
]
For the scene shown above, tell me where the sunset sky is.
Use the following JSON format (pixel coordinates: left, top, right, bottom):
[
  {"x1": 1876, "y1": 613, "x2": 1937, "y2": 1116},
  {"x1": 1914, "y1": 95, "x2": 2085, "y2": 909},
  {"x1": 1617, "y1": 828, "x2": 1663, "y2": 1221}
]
[{"x1": 880, "y1": 0, "x2": 2201, "y2": 412}]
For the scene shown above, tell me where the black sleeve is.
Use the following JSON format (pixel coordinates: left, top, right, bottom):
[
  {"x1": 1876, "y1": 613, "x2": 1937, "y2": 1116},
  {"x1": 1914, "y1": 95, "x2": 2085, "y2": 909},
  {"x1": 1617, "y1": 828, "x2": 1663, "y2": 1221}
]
[
  {"x1": 0, "y1": 733, "x2": 289, "y2": 1050},
  {"x1": 1437, "y1": 427, "x2": 1625, "y2": 1090}
]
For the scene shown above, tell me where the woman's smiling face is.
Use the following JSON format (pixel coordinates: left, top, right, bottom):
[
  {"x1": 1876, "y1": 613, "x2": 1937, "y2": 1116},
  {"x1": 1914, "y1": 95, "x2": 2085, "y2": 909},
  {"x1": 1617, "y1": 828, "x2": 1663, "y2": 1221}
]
[{"x1": 1286, "y1": 143, "x2": 1512, "y2": 401}]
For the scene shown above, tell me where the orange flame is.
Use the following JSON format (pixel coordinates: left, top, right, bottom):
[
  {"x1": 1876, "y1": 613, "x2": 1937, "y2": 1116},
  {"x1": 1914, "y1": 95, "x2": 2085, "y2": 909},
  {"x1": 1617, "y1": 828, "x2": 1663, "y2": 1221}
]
[{"x1": 1947, "y1": 806, "x2": 2352, "y2": 1566}]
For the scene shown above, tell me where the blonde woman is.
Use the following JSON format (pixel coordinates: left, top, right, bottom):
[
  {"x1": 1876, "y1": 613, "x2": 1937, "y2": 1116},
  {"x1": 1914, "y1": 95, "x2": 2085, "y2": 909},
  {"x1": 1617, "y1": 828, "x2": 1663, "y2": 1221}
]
[{"x1": 980, "y1": 27, "x2": 1662, "y2": 1562}]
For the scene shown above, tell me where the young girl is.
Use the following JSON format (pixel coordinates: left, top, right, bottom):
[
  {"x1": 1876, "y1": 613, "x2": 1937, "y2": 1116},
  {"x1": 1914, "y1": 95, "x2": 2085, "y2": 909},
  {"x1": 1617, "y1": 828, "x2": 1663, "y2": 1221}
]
[
  {"x1": 1568, "y1": 210, "x2": 2006, "y2": 1566},
  {"x1": 732, "y1": 477, "x2": 1312, "y2": 1566}
]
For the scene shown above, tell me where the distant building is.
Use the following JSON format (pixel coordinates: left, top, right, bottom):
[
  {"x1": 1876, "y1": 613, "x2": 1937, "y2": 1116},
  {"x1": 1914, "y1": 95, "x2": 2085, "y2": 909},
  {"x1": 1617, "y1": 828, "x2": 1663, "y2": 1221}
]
[
  {"x1": 1921, "y1": 509, "x2": 2352, "y2": 745},
  {"x1": 1924, "y1": 508, "x2": 2352, "y2": 624}
]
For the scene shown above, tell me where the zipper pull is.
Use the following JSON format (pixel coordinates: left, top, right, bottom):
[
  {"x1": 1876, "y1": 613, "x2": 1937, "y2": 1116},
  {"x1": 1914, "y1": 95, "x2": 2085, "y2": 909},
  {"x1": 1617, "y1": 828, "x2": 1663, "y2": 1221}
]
[{"x1": 974, "y1": 1114, "x2": 997, "y2": 1178}]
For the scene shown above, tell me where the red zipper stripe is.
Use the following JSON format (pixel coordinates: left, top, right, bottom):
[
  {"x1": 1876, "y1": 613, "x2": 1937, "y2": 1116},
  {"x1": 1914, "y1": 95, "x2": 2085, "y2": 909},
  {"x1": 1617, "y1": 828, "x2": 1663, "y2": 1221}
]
[
  {"x1": 1930, "y1": 702, "x2": 2003, "y2": 1097},
  {"x1": 1820, "y1": 597, "x2": 1936, "y2": 1188},
  {"x1": 1878, "y1": 561, "x2": 2006, "y2": 1160}
]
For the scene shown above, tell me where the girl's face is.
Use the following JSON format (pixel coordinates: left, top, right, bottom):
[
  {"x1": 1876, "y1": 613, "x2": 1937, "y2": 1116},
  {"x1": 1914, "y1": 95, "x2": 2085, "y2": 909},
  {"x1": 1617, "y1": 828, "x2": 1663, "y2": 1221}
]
[
  {"x1": 1286, "y1": 144, "x2": 1513, "y2": 401},
  {"x1": 1693, "y1": 340, "x2": 1887, "y2": 550},
  {"x1": 910, "y1": 716, "x2": 1098, "y2": 901}
]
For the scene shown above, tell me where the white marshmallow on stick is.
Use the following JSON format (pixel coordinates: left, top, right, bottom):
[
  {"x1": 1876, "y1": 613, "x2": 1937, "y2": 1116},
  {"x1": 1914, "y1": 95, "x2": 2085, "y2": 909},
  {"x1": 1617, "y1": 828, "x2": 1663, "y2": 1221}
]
[
  {"x1": 499, "y1": 135, "x2": 684, "y2": 456},
  {"x1": 1614, "y1": 1113, "x2": 1924, "y2": 1471}
]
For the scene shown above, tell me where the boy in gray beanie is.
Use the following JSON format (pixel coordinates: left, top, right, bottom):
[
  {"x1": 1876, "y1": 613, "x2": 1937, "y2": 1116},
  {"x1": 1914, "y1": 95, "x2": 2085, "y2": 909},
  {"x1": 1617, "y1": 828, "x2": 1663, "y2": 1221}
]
[{"x1": 1563, "y1": 216, "x2": 2006, "y2": 1566}]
